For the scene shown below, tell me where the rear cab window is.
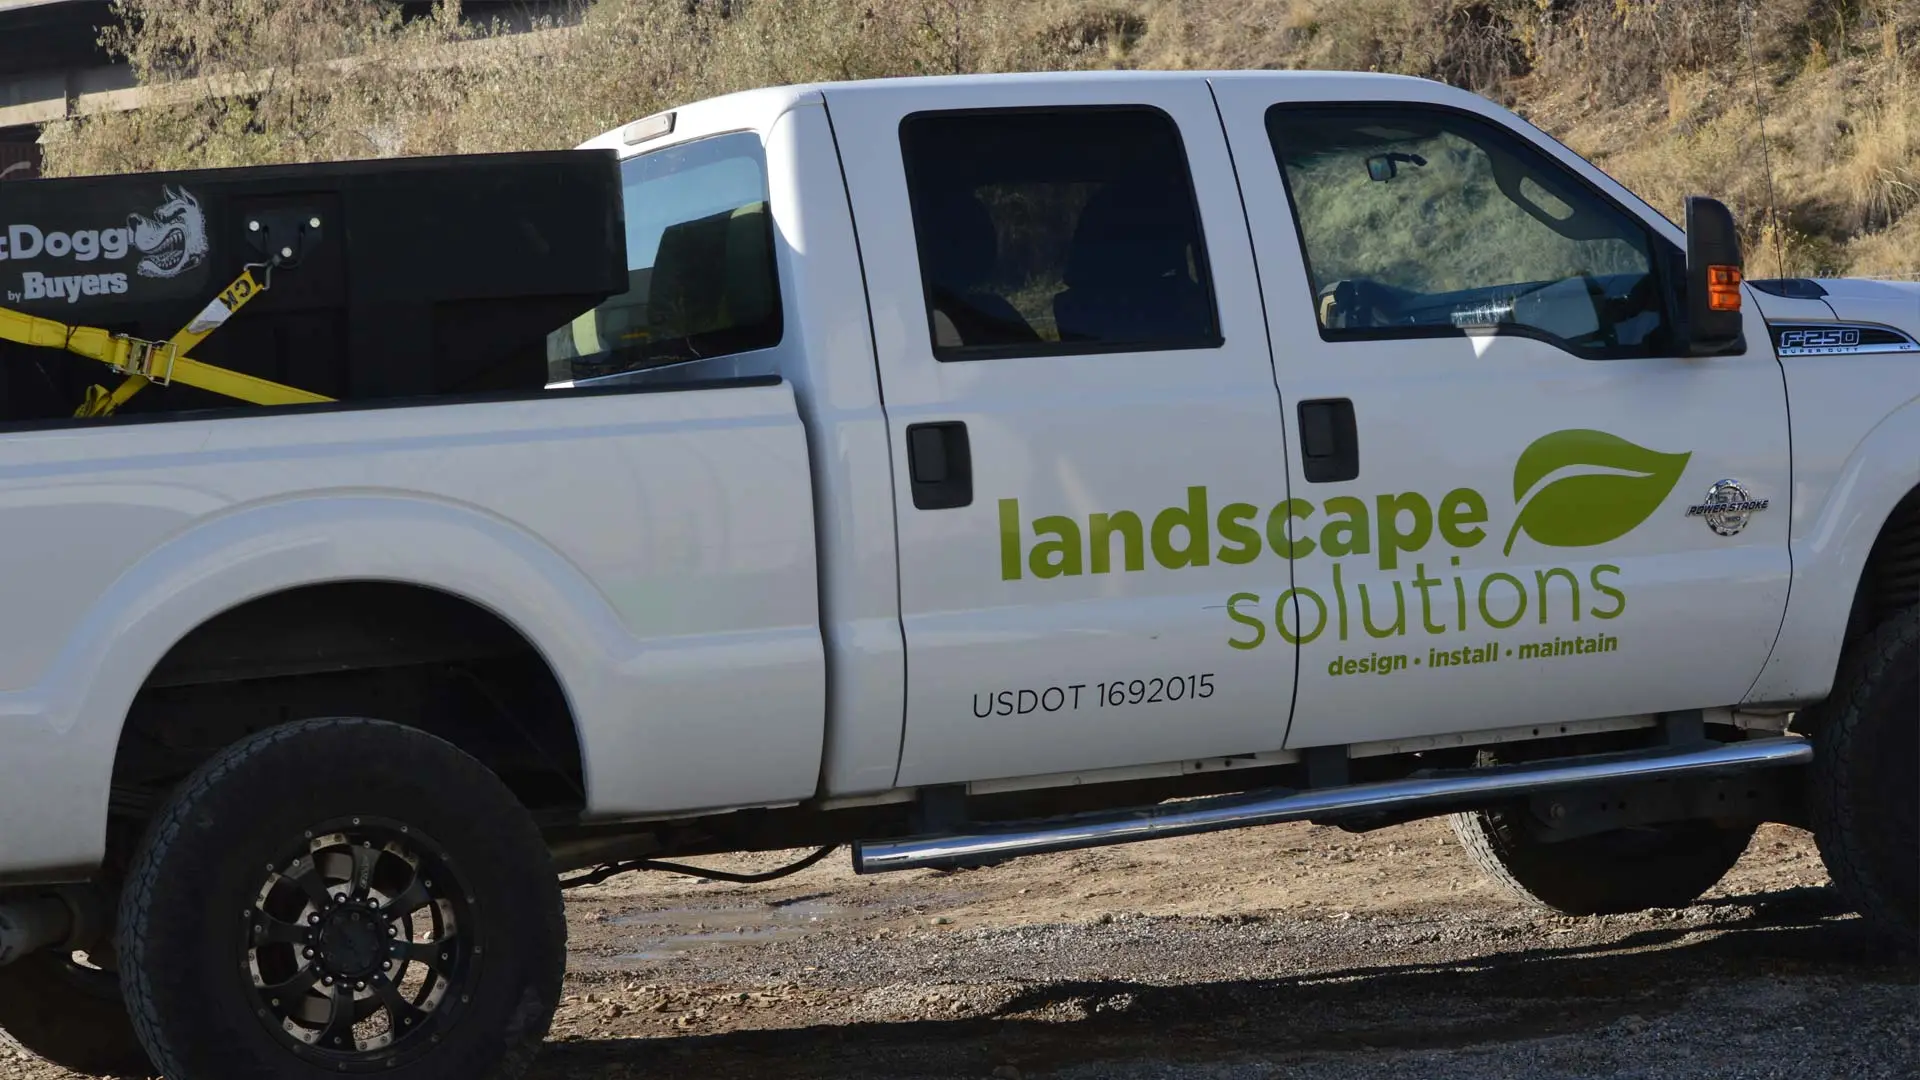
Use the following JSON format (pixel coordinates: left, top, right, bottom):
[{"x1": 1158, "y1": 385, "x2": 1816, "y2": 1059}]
[
  {"x1": 548, "y1": 131, "x2": 782, "y2": 384},
  {"x1": 898, "y1": 106, "x2": 1221, "y2": 360}
]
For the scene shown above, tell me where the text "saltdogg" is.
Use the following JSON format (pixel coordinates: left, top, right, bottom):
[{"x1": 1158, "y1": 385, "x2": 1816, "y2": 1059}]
[{"x1": 0, "y1": 224, "x2": 135, "y2": 264}]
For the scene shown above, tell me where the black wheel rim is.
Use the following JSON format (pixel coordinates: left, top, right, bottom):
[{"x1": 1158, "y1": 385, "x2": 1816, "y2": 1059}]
[{"x1": 242, "y1": 816, "x2": 477, "y2": 1067}]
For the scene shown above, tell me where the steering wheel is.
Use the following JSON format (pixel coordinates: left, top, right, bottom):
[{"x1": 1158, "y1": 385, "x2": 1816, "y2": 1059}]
[
  {"x1": 1567, "y1": 271, "x2": 1640, "y2": 350},
  {"x1": 1572, "y1": 271, "x2": 1617, "y2": 348},
  {"x1": 1600, "y1": 272, "x2": 1664, "y2": 347},
  {"x1": 1505, "y1": 272, "x2": 1617, "y2": 349}
]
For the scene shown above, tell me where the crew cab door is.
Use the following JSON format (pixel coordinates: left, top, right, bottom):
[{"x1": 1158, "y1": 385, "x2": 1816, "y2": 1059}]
[
  {"x1": 1209, "y1": 76, "x2": 1792, "y2": 750},
  {"x1": 828, "y1": 77, "x2": 1299, "y2": 787}
]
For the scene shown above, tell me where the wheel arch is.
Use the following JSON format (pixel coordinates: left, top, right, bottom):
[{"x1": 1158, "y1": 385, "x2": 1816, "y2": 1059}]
[
  {"x1": 0, "y1": 493, "x2": 638, "y2": 883},
  {"x1": 1845, "y1": 484, "x2": 1920, "y2": 645},
  {"x1": 112, "y1": 579, "x2": 590, "y2": 820},
  {"x1": 1820, "y1": 482, "x2": 1920, "y2": 706},
  {"x1": 1748, "y1": 439, "x2": 1920, "y2": 707}
]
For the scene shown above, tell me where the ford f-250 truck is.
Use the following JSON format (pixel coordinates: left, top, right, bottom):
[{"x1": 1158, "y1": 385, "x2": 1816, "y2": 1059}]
[{"x1": 0, "y1": 69, "x2": 1913, "y2": 1080}]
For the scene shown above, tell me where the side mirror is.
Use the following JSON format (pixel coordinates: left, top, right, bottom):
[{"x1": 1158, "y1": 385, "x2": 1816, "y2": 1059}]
[{"x1": 1683, "y1": 195, "x2": 1745, "y2": 355}]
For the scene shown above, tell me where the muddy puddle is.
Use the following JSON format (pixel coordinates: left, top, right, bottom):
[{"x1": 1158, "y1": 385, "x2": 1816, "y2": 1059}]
[{"x1": 607, "y1": 899, "x2": 841, "y2": 961}]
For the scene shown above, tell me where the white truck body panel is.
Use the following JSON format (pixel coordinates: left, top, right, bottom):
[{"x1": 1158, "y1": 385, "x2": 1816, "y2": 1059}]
[
  {"x1": 0, "y1": 69, "x2": 1914, "y2": 884},
  {"x1": 0, "y1": 386, "x2": 823, "y2": 876},
  {"x1": 579, "y1": 88, "x2": 914, "y2": 798},
  {"x1": 1737, "y1": 280, "x2": 1920, "y2": 703},
  {"x1": 1210, "y1": 75, "x2": 1794, "y2": 746},
  {"x1": 829, "y1": 73, "x2": 1301, "y2": 786},
  {"x1": 1755, "y1": 376, "x2": 1920, "y2": 700}
]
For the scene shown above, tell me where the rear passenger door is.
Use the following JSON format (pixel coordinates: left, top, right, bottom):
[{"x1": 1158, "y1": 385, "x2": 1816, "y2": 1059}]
[{"x1": 828, "y1": 79, "x2": 1301, "y2": 788}]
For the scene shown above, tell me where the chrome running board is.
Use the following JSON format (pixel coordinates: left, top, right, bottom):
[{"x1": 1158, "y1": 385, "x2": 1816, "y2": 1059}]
[{"x1": 851, "y1": 736, "x2": 1810, "y2": 874}]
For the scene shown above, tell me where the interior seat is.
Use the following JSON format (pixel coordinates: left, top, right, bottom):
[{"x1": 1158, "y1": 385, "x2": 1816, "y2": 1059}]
[
  {"x1": 918, "y1": 191, "x2": 1039, "y2": 349},
  {"x1": 1053, "y1": 180, "x2": 1210, "y2": 346}
]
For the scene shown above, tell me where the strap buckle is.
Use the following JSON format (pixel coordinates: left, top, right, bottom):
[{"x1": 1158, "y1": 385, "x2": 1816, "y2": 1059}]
[{"x1": 110, "y1": 335, "x2": 180, "y2": 386}]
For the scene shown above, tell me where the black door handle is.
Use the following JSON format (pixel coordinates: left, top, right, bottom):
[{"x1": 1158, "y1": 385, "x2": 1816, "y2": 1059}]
[
  {"x1": 906, "y1": 421, "x2": 972, "y2": 509},
  {"x1": 1297, "y1": 398, "x2": 1357, "y2": 483}
]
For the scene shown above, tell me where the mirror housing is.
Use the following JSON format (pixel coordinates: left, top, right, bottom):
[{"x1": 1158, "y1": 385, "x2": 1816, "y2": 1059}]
[{"x1": 1683, "y1": 195, "x2": 1745, "y2": 355}]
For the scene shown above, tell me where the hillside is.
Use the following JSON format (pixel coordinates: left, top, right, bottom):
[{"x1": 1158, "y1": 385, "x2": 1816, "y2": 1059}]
[{"x1": 38, "y1": 0, "x2": 1919, "y2": 278}]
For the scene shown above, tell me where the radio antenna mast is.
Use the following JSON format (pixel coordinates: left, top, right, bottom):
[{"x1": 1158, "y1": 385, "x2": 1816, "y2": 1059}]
[{"x1": 1740, "y1": 1, "x2": 1788, "y2": 275}]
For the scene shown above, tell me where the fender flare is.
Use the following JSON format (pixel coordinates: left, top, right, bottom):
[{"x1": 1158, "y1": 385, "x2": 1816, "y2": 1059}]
[
  {"x1": 1747, "y1": 401, "x2": 1920, "y2": 704},
  {"x1": 4, "y1": 492, "x2": 628, "y2": 879}
]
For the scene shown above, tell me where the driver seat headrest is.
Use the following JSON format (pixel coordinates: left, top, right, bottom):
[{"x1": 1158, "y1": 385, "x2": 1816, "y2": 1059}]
[{"x1": 1053, "y1": 178, "x2": 1210, "y2": 344}]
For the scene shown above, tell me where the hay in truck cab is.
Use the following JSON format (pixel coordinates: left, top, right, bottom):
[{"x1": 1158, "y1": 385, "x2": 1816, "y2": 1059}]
[{"x1": 0, "y1": 68, "x2": 1913, "y2": 1080}]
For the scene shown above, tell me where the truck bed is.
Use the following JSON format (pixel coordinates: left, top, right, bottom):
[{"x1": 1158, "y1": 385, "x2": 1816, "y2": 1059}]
[{"x1": 0, "y1": 375, "x2": 825, "y2": 878}]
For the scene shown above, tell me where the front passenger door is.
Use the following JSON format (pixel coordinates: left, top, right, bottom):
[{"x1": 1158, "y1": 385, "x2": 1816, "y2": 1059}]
[{"x1": 1210, "y1": 83, "x2": 1792, "y2": 752}]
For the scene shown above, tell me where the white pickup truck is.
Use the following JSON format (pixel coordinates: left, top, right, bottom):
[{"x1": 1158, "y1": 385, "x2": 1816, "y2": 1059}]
[{"x1": 0, "y1": 69, "x2": 1913, "y2": 1080}]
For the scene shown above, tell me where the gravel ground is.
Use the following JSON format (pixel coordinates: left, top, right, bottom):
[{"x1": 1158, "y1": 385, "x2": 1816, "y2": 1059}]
[{"x1": 7, "y1": 819, "x2": 1916, "y2": 1079}]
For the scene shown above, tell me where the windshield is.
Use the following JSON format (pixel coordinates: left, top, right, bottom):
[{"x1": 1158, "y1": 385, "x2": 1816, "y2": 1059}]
[{"x1": 547, "y1": 132, "x2": 782, "y2": 383}]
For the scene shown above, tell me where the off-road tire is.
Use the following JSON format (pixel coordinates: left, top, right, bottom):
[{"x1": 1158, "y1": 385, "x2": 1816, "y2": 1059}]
[
  {"x1": 1806, "y1": 605, "x2": 1918, "y2": 951},
  {"x1": 118, "y1": 717, "x2": 566, "y2": 1080},
  {"x1": 1450, "y1": 746, "x2": 1757, "y2": 916},
  {"x1": 0, "y1": 950, "x2": 152, "y2": 1076}
]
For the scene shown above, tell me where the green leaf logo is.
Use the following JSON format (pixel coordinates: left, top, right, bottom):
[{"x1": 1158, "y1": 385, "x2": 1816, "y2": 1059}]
[{"x1": 1504, "y1": 430, "x2": 1691, "y2": 556}]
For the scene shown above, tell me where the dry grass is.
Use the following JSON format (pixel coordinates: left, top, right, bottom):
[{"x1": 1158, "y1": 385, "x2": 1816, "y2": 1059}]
[
  {"x1": 33, "y1": 0, "x2": 1920, "y2": 279},
  {"x1": 1279, "y1": 124, "x2": 1652, "y2": 293},
  {"x1": 1842, "y1": 76, "x2": 1920, "y2": 231}
]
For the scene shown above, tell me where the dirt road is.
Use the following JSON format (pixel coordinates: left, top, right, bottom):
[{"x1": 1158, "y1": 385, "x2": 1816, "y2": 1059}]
[{"x1": 8, "y1": 820, "x2": 1915, "y2": 1079}]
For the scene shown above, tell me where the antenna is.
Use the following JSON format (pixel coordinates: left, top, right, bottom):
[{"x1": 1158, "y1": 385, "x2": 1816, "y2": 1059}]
[{"x1": 1740, "y1": 1, "x2": 1788, "y2": 275}]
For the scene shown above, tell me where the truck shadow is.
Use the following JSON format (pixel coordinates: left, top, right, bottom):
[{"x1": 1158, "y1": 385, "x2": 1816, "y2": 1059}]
[{"x1": 531, "y1": 887, "x2": 1914, "y2": 1079}]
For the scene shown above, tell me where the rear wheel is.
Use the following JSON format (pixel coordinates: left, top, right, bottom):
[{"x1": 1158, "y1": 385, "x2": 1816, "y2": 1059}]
[
  {"x1": 0, "y1": 950, "x2": 151, "y2": 1077},
  {"x1": 118, "y1": 717, "x2": 566, "y2": 1079},
  {"x1": 1807, "y1": 606, "x2": 1918, "y2": 951},
  {"x1": 1451, "y1": 808, "x2": 1756, "y2": 916},
  {"x1": 1448, "y1": 738, "x2": 1756, "y2": 916}
]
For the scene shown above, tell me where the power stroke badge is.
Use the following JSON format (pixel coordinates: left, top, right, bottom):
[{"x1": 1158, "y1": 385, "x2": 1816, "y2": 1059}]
[
  {"x1": 2, "y1": 184, "x2": 210, "y2": 308},
  {"x1": 1686, "y1": 479, "x2": 1770, "y2": 536}
]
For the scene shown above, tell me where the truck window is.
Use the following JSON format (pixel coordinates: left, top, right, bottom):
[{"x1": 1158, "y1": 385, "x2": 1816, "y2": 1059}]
[
  {"x1": 547, "y1": 132, "x2": 781, "y2": 383},
  {"x1": 899, "y1": 106, "x2": 1220, "y2": 359},
  {"x1": 1266, "y1": 105, "x2": 1675, "y2": 358}
]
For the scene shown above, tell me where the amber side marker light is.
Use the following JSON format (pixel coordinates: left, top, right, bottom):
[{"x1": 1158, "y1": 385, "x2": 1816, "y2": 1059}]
[{"x1": 1708, "y1": 265, "x2": 1743, "y2": 311}]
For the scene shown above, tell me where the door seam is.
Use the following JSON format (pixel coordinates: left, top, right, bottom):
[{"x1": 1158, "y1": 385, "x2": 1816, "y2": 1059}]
[{"x1": 1207, "y1": 77, "x2": 1305, "y2": 749}]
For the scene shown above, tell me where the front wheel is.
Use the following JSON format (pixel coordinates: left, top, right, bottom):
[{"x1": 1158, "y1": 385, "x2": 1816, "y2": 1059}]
[
  {"x1": 1807, "y1": 606, "x2": 1918, "y2": 951},
  {"x1": 118, "y1": 717, "x2": 566, "y2": 1079}
]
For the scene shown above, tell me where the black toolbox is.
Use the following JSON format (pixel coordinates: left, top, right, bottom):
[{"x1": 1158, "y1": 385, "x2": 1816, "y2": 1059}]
[{"x1": 0, "y1": 149, "x2": 627, "y2": 422}]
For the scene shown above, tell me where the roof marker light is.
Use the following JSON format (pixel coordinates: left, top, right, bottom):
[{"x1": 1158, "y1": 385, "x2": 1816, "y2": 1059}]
[{"x1": 622, "y1": 112, "x2": 676, "y2": 146}]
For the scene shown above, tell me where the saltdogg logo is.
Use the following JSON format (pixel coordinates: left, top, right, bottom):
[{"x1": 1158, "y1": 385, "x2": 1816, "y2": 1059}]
[
  {"x1": 128, "y1": 186, "x2": 209, "y2": 279},
  {"x1": 2, "y1": 185, "x2": 208, "y2": 305}
]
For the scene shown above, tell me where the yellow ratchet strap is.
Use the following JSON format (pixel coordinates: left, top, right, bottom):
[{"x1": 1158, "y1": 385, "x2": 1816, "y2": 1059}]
[{"x1": 0, "y1": 265, "x2": 334, "y2": 417}]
